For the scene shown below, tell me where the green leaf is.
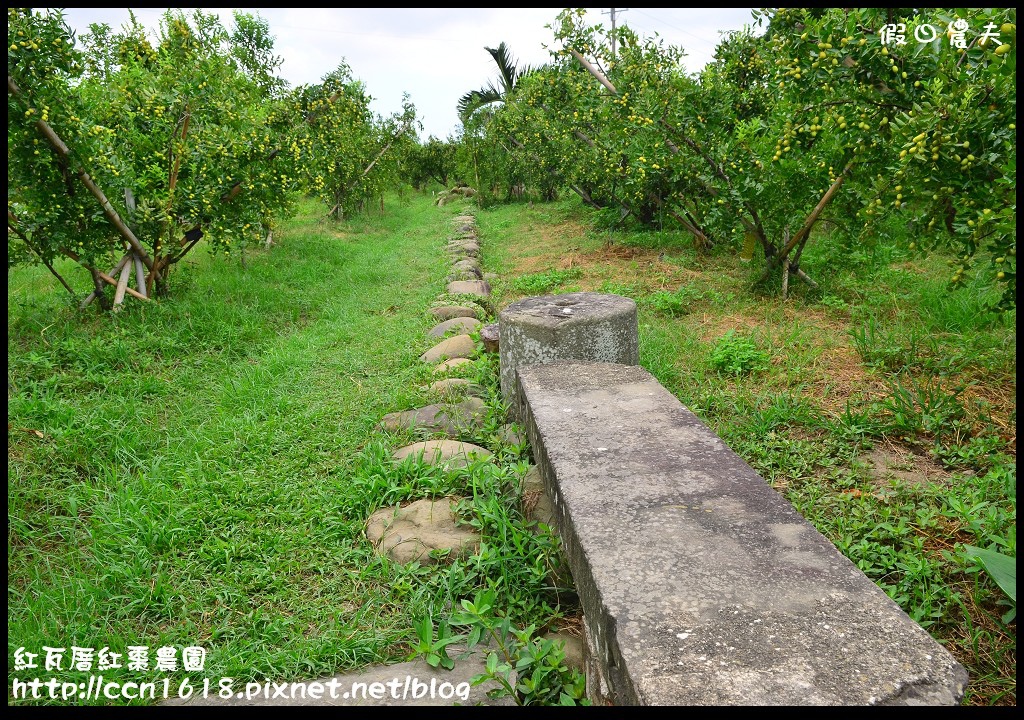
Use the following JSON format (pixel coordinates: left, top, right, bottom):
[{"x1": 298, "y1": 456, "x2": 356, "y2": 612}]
[{"x1": 962, "y1": 544, "x2": 1016, "y2": 601}]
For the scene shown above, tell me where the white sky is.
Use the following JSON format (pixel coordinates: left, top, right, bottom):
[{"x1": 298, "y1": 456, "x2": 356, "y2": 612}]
[{"x1": 57, "y1": 8, "x2": 759, "y2": 142}]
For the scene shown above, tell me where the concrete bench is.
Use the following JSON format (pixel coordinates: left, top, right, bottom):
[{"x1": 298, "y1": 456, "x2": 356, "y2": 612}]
[{"x1": 516, "y1": 361, "x2": 968, "y2": 705}]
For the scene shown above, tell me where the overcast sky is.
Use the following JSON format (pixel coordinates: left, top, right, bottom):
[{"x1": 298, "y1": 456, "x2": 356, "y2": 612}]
[{"x1": 57, "y1": 8, "x2": 759, "y2": 142}]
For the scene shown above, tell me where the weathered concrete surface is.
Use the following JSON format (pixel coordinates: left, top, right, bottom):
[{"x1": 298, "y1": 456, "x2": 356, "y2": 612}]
[
  {"x1": 499, "y1": 293, "x2": 638, "y2": 411},
  {"x1": 517, "y1": 361, "x2": 968, "y2": 706}
]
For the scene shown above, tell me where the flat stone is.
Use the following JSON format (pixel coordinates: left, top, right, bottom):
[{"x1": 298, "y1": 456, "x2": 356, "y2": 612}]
[
  {"x1": 378, "y1": 398, "x2": 487, "y2": 436},
  {"x1": 543, "y1": 631, "x2": 586, "y2": 675},
  {"x1": 452, "y1": 257, "x2": 481, "y2": 271},
  {"x1": 450, "y1": 259, "x2": 483, "y2": 279},
  {"x1": 482, "y1": 272, "x2": 498, "y2": 281},
  {"x1": 453, "y1": 215, "x2": 475, "y2": 224},
  {"x1": 392, "y1": 440, "x2": 492, "y2": 468},
  {"x1": 447, "y1": 280, "x2": 490, "y2": 298},
  {"x1": 447, "y1": 242, "x2": 480, "y2": 257},
  {"x1": 480, "y1": 323, "x2": 499, "y2": 353},
  {"x1": 428, "y1": 378, "x2": 486, "y2": 399},
  {"x1": 517, "y1": 361, "x2": 968, "y2": 706},
  {"x1": 430, "y1": 305, "x2": 479, "y2": 321},
  {"x1": 520, "y1": 465, "x2": 554, "y2": 527},
  {"x1": 432, "y1": 358, "x2": 473, "y2": 375},
  {"x1": 495, "y1": 423, "x2": 524, "y2": 447},
  {"x1": 164, "y1": 645, "x2": 511, "y2": 706},
  {"x1": 499, "y1": 292, "x2": 638, "y2": 411},
  {"x1": 419, "y1": 334, "x2": 476, "y2": 364},
  {"x1": 428, "y1": 317, "x2": 483, "y2": 338},
  {"x1": 366, "y1": 498, "x2": 479, "y2": 565},
  {"x1": 448, "y1": 268, "x2": 481, "y2": 282}
]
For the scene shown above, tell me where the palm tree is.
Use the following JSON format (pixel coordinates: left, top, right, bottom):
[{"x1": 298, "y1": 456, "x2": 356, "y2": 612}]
[{"x1": 457, "y1": 42, "x2": 533, "y2": 125}]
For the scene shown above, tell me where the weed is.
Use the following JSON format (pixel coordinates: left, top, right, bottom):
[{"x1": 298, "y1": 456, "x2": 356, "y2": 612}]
[
  {"x1": 708, "y1": 330, "x2": 770, "y2": 376},
  {"x1": 640, "y1": 285, "x2": 704, "y2": 317},
  {"x1": 509, "y1": 268, "x2": 581, "y2": 295},
  {"x1": 880, "y1": 373, "x2": 971, "y2": 443},
  {"x1": 414, "y1": 588, "x2": 588, "y2": 706},
  {"x1": 849, "y1": 314, "x2": 923, "y2": 373}
]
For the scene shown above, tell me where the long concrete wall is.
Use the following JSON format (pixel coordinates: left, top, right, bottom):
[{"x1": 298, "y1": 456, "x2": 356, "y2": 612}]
[{"x1": 516, "y1": 360, "x2": 968, "y2": 705}]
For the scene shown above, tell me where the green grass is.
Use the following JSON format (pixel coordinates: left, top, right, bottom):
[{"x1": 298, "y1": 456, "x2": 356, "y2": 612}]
[
  {"x1": 9, "y1": 190, "x2": 1016, "y2": 705},
  {"x1": 8, "y1": 194, "x2": 572, "y2": 704},
  {"x1": 478, "y1": 196, "x2": 1016, "y2": 706}
]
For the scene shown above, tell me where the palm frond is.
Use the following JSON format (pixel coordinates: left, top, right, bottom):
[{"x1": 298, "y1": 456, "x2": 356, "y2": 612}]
[
  {"x1": 485, "y1": 42, "x2": 519, "y2": 95},
  {"x1": 457, "y1": 85, "x2": 503, "y2": 122},
  {"x1": 458, "y1": 41, "x2": 537, "y2": 125}
]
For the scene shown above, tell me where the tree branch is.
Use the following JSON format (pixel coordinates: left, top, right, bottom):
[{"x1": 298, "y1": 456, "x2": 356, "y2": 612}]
[{"x1": 9, "y1": 74, "x2": 154, "y2": 271}]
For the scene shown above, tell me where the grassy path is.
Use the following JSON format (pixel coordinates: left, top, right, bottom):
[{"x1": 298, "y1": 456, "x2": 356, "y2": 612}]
[{"x1": 9, "y1": 194, "x2": 492, "y2": 697}]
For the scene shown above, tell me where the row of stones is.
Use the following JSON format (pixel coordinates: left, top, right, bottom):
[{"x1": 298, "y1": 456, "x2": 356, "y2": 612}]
[
  {"x1": 367, "y1": 213, "x2": 502, "y2": 565},
  {"x1": 365, "y1": 211, "x2": 580, "y2": 678}
]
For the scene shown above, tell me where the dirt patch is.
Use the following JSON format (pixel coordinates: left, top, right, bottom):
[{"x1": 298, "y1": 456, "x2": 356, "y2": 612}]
[
  {"x1": 507, "y1": 234, "x2": 707, "y2": 295},
  {"x1": 693, "y1": 311, "x2": 764, "y2": 342},
  {"x1": 959, "y1": 383, "x2": 1017, "y2": 450},
  {"x1": 854, "y1": 441, "x2": 951, "y2": 488},
  {"x1": 503, "y1": 221, "x2": 590, "y2": 276},
  {"x1": 810, "y1": 343, "x2": 888, "y2": 414}
]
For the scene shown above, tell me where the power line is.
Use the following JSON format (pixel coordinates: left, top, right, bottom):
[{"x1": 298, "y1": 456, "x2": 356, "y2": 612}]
[{"x1": 630, "y1": 8, "x2": 720, "y2": 49}]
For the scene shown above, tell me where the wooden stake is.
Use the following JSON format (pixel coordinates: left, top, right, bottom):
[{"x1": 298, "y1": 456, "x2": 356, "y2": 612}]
[
  {"x1": 793, "y1": 267, "x2": 819, "y2": 289},
  {"x1": 133, "y1": 252, "x2": 148, "y2": 299},
  {"x1": 112, "y1": 257, "x2": 132, "y2": 307},
  {"x1": 80, "y1": 254, "x2": 131, "y2": 308}
]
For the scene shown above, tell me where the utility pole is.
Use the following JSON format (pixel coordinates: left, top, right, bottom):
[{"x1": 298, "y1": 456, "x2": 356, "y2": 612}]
[{"x1": 603, "y1": 8, "x2": 628, "y2": 59}]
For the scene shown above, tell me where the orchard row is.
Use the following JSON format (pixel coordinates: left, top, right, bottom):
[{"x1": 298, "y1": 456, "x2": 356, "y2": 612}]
[
  {"x1": 7, "y1": 8, "x2": 1016, "y2": 308},
  {"x1": 8, "y1": 8, "x2": 420, "y2": 300},
  {"x1": 463, "y1": 8, "x2": 1015, "y2": 307}
]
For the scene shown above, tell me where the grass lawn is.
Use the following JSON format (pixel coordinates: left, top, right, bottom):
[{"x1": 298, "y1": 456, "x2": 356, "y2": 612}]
[
  {"x1": 8, "y1": 193, "x2": 570, "y2": 704},
  {"x1": 8, "y1": 189, "x2": 1015, "y2": 705}
]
